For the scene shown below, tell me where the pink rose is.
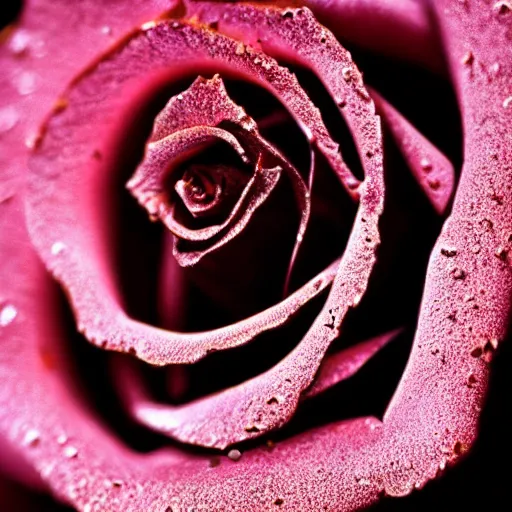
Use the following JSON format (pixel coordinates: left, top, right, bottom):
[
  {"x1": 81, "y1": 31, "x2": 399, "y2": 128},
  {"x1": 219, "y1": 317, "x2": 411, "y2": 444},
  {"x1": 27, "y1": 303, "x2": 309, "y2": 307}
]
[{"x1": 1, "y1": 0, "x2": 511, "y2": 510}]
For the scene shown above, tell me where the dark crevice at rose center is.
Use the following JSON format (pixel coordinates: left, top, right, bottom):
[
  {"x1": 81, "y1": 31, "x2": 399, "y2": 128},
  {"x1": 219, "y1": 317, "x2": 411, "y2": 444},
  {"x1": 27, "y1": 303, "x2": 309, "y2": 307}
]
[
  {"x1": 222, "y1": 79, "x2": 311, "y2": 176},
  {"x1": 167, "y1": 139, "x2": 252, "y2": 231}
]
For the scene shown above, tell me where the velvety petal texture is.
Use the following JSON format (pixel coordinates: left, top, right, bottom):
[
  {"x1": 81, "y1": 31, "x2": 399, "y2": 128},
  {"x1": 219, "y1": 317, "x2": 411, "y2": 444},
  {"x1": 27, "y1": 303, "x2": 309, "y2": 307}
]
[{"x1": 1, "y1": 0, "x2": 511, "y2": 511}]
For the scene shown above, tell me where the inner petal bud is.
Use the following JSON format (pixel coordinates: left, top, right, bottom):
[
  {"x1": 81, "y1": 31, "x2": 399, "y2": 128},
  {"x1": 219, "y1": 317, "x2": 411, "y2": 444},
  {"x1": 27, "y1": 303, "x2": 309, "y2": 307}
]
[{"x1": 174, "y1": 164, "x2": 248, "y2": 219}]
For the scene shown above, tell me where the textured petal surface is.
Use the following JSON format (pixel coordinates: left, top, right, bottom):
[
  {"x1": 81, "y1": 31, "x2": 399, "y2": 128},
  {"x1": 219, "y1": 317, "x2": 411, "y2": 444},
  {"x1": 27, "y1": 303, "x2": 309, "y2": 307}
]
[
  {"x1": 0, "y1": 1, "x2": 511, "y2": 512},
  {"x1": 370, "y1": 88, "x2": 455, "y2": 214},
  {"x1": 25, "y1": 15, "x2": 364, "y2": 367}
]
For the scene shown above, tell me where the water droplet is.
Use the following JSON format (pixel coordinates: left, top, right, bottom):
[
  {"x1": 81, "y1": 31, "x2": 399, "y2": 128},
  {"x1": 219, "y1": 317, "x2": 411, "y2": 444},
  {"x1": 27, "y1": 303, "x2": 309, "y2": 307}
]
[
  {"x1": 495, "y1": 247, "x2": 508, "y2": 260},
  {"x1": 494, "y1": 1, "x2": 512, "y2": 15},
  {"x1": 470, "y1": 346, "x2": 483, "y2": 358},
  {"x1": 427, "y1": 178, "x2": 441, "y2": 190},
  {"x1": 23, "y1": 429, "x2": 40, "y2": 446},
  {"x1": 9, "y1": 30, "x2": 31, "y2": 56},
  {"x1": 0, "y1": 304, "x2": 17, "y2": 326},
  {"x1": 503, "y1": 96, "x2": 512, "y2": 109},
  {"x1": 342, "y1": 67, "x2": 352, "y2": 81},
  {"x1": 0, "y1": 106, "x2": 19, "y2": 133},
  {"x1": 489, "y1": 63, "x2": 501, "y2": 80},
  {"x1": 467, "y1": 373, "x2": 477, "y2": 387},
  {"x1": 63, "y1": 445, "x2": 78, "y2": 458},
  {"x1": 40, "y1": 462, "x2": 55, "y2": 478},
  {"x1": 51, "y1": 241, "x2": 66, "y2": 256},
  {"x1": 451, "y1": 268, "x2": 466, "y2": 280},
  {"x1": 420, "y1": 157, "x2": 432, "y2": 172},
  {"x1": 57, "y1": 433, "x2": 68, "y2": 445},
  {"x1": 227, "y1": 449, "x2": 242, "y2": 461},
  {"x1": 141, "y1": 21, "x2": 157, "y2": 31},
  {"x1": 15, "y1": 71, "x2": 37, "y2": 95},
  {"x1": 296, "y1": 233, "x2": 303, "y2": 243},
  {"x1": 101, "y1": 26, "x2": 112, "y2": 35},
  {"x1": 485, "y1": 338, "x2": 499, "y2": 351},
  {"x1": 25, "y1": 133, "x2": 42, "y2": 150}
]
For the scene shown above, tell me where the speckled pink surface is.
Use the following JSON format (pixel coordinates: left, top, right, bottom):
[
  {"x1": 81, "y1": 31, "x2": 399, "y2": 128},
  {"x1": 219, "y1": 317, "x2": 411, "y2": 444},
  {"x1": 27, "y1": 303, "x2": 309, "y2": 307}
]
[{"x1": 0, "y1": 1, "x2": 511, "y2": 511}]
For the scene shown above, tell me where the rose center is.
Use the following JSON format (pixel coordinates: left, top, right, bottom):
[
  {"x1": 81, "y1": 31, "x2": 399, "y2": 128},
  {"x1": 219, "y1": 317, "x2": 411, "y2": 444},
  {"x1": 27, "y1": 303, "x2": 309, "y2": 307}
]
[
  {"x1": 174, "y1": 164, "x2": 249, "y2": 220},
  {"x1": 179, "y1": 166, "x2": 218, "y2": 204}
]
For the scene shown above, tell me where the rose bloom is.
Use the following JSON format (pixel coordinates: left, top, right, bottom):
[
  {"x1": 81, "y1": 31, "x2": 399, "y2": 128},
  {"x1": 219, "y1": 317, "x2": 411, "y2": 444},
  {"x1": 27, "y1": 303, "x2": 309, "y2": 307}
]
[{"x1": 1, "y1": 0, "x2": 511, "y2": 510}]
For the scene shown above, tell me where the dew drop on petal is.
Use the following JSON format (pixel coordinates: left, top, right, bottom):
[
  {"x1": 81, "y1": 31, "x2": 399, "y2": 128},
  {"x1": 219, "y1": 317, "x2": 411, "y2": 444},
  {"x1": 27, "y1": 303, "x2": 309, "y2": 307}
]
[
  {"x1": 9, "y1": 30, "x2": 31, "y2": 56},
  {"x1": 0, "y1": 106, "x2": 19, "y2": 133},
  {"x1": 141, "y1": 21, "x2": 157, "y2": 31},
  {"x1": 63, "y1": 445, "x2": 78, "y2": 458},
  {"x1": 494, "y1": 1, "x2": 512, "y2": 15},
  {"x1": 14, "y1": 71, "x2": 37, "y2": 96},
  {"x1": 23, "y1": 428, "x2": 40, "y2": 447},
  {"x1": 420, "y1": 157, "x2": 433, "y2": 172},
  {"x1": 0, "y1": 304, "x2": 17, "y2": 326},
  {"x1": 51, "y1": 241, "x2": 66, "y2": 256},
  {"x1": 227, "y1": 449, "x2": 242, "y2": 461},
  {"x1": 25, "y1": 133, "x2": 41, "y2": 149}
]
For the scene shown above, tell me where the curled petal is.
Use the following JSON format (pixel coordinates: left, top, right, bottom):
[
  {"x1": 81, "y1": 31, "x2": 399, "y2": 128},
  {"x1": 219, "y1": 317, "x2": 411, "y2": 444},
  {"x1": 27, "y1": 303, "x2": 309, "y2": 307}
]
[
  {"x1": 303, "y1": 0, "x2": 444, "y2": 71},
  {"x1": 304, "y1": 328, "x2": 402, "y2": 399},
  {"x1": 370, "y1": 88, "x2": 456, "y2": 214},
  {"x1": 115, "y1": 329, "x2": 399, "y2": 445},
  {"x1": 26, "y1": 18, "x2": 353, "y2": 365},
  {"x1": 1, "y1": 1, "x2": 511, "y2": 511},
  {"x1": 128, "y1": 75, "x2": 310, "y2": 267}
]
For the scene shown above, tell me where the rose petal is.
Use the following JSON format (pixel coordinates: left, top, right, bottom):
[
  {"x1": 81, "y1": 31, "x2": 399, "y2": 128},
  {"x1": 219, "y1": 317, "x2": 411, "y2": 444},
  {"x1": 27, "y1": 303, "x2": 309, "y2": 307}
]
[
  {"x1": 128, "y1": 75, "x2": 310, "y2": 267},
  {"x1": 304, "y1": 328, "x2": 403, "y2": 399},
  {"x1": 23, "y1": 4, "x2": 384, "y2": 448},
  {"x1": 303, "y1": 0, "x2": 443, "y2": 71},
  {"x1": 1, "y1": 2, "x2": 510, "y2": 511},
  {"x1": 114, "y1": 328, "x2": 400, "y2": 443},
  {"x1": 370, "y1": 88, "x2": 455, "y2": 214}
]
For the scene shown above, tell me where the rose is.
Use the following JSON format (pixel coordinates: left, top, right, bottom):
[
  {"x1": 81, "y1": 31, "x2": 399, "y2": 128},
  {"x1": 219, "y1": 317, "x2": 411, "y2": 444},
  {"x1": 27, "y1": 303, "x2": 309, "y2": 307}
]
[{"x1": 1, "y1": 0, "x2": 511, "y2": 510}]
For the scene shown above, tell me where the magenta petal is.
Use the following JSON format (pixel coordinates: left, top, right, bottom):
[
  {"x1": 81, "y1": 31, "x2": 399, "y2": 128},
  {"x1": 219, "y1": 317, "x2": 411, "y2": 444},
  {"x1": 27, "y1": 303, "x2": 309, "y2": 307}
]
[
  {"x1": 114, "y1": 329, "x2": 398, "y2": 444},
  {"x1": 1, "y1": 1, "x2": 511, "y2": 511},
  {"x1": 305, "y1": 329, "x2": 402, "y2": 399},
  {"x1": 25, "y1": 18, "x2": 363, "y2": 366},
  {"x1": 128, "y1": 75, "x2": 310, "y2": 267},
  {"x1": 370, "y1": 88, "x2": 456, "y2": 214},
  {"x1": 303, "y1": 0, "x2": 444, "y2": 71}
]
